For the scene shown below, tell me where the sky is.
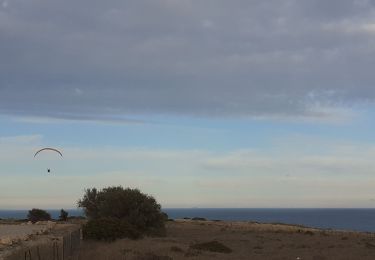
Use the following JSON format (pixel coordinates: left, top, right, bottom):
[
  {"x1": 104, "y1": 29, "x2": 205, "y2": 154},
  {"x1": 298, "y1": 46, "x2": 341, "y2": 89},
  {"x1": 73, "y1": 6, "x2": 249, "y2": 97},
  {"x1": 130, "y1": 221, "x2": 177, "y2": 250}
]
[{"x1": 1, "y1": 0, "x2": 375, "y2": 209}]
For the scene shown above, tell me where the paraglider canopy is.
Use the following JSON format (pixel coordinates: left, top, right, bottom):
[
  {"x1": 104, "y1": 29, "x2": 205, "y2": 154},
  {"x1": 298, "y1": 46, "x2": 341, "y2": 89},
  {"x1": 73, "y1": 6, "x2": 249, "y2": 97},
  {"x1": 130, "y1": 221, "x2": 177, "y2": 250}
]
[{"x1": 34, "y1": 147, "x2": 63, "y2": 157}]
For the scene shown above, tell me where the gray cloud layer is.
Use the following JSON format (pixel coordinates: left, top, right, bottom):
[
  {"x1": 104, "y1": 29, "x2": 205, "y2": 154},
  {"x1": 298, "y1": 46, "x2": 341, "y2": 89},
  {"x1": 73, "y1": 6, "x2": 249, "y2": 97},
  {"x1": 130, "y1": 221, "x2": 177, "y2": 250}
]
[{"x1": 1, "y1": 0, "x2": 375, "y2": 119}]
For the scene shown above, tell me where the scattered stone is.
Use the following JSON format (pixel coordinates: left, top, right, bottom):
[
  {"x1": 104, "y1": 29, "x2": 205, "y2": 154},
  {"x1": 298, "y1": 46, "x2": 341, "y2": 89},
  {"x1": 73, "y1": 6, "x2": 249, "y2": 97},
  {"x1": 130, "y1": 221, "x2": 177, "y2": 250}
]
[{"x1": 0, "y1": 238, "x2": 13, "y2": 246}]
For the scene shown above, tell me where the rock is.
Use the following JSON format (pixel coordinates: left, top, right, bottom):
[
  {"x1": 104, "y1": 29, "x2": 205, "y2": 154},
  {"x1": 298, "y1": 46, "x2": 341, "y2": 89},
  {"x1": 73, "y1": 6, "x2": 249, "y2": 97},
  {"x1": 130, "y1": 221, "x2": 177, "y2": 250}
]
[
  {"x1": 0, "y1": 238, "x2": 13, "y2": 246},
  {"x1": 16, "y1": 234, "x2": 30, "y2": 241}
]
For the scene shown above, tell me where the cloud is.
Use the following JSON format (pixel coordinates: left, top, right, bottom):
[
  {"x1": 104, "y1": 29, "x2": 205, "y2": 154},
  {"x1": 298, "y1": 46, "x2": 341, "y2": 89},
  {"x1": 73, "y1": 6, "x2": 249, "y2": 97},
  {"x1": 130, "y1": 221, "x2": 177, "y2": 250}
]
[
  {"x1": 0, "y1": 134, "x2": 43, "y2": 145},
  {"x1": 1, "y1": 1, "x2": 8, "y2": 8},
  {"x1": 11, "y1": 113, "x2": 147, "y2": 125},
  {"x1": 1, "y1": 0, "x2": 375, "y2": 121}
]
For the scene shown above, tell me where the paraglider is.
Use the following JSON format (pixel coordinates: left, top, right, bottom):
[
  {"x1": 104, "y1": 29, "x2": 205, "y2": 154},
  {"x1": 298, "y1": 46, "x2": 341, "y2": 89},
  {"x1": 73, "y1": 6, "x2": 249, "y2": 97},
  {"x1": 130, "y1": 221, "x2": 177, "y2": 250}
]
[
  {"x1": 34, "y1": 147, "x2": 63, "y2": 158},
  {"x1": 34, "y1": 148, "x2": 63, "y2": 173}
]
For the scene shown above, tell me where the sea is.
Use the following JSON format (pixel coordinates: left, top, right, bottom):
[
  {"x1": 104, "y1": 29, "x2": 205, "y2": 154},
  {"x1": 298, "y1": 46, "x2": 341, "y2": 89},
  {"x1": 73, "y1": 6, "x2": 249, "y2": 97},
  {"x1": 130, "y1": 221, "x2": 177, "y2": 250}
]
[{"x1": 0, "y1": 208, "x2": 374, "y2": 233}]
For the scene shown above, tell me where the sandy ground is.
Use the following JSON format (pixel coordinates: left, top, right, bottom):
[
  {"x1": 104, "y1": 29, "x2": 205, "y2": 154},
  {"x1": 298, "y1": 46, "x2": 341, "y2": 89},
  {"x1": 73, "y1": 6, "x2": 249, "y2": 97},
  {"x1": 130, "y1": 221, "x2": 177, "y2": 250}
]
[
  {"x1": 0, "y1": 224, "x2": 47, "y2": 239},
  {"x1": 78, "y1": 219, "x2": 375, "y2": 260},
  {"x1": 0, "y1": 222, "x2": 81, "y2": 259},
  {"x1": 0, "y1": 222, "x2": 56, "y2": 248}
]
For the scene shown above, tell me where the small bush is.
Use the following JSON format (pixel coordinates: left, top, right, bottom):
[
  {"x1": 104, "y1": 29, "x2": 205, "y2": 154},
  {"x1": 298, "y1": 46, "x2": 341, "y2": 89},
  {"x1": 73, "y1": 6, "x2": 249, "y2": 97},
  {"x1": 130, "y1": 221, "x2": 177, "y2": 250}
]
[
  {"x1": 27, "y1": 208, "x2": 51, "y2": 223},
  {"x1": 192, "y1": 217, "x2": 206, "y2": 221},
  {"x1": 59, "y1": 209, "x2": 68, "y2": 221},
  {"x1": 190, "y1": 241, "x2": 232, "y2": 253}
]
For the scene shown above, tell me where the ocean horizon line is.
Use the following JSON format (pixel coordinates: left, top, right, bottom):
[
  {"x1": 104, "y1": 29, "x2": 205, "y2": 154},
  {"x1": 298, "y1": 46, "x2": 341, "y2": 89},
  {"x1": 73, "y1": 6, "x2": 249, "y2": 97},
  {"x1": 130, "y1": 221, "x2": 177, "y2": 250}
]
[{"x1": 1, "y1": 207, "x2": 375, "y2": 210}]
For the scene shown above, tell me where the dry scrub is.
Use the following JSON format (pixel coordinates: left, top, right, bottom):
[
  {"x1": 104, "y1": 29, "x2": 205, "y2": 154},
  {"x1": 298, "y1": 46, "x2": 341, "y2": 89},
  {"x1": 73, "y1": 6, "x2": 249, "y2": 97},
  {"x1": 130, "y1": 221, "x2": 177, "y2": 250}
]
[{"x1": 78, "y1": 219, "x2": 375, "y2": 260}]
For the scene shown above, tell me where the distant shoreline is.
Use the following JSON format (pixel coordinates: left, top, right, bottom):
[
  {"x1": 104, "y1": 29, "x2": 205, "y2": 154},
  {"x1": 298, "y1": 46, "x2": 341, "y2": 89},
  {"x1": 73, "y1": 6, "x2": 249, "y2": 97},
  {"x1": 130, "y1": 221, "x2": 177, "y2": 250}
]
[{"x1": 1, "y1": 208, "x2": 375, "y2": 232}]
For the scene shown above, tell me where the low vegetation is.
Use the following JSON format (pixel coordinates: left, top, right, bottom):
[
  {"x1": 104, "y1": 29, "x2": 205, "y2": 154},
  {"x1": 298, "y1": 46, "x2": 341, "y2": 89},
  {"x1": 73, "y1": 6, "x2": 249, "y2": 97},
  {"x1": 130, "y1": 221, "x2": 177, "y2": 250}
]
[
  {"x1": 192, "y1": 217, "x2": 207, "y2": 221},
  {"x1": 133, "y1": 253, "x2": 173, "y2": 260},
  {"x1": 170, "y1": 246, "x2": 184, "y2": 252},
  {"x1": 190, "y1": 240, "x2": 232, "y2": 253}
]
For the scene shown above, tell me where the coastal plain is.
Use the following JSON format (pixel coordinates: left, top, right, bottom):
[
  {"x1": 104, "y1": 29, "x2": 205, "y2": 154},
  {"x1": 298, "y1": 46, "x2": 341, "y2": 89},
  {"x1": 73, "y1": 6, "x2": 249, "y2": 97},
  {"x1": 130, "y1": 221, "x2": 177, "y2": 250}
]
[{"x1": 79, "y1": 219, "x2": 375, "y2": 260}]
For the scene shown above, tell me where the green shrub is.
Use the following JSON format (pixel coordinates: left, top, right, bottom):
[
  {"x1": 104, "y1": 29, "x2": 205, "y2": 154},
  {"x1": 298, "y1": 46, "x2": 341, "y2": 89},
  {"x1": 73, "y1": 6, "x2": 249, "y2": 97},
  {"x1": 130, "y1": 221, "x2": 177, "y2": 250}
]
[
  {"x1": 27, "y1": 208, "x2": 51, "y2": 223},
  {"x1": 78, "y1": 186, "x2": 166, "y2": 240},
  {"x1": 82, "y1": 217, "x2": 142, "y2": 241}
]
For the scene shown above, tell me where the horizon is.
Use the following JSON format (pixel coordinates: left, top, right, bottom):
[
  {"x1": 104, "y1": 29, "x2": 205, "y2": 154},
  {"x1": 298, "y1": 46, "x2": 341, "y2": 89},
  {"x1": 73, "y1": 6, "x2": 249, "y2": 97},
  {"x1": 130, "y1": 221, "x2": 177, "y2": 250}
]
[
  {"x1": 2, "y1": 0, "x2": 375, "y2": 209},
  {"x1": 3, "y1": 207, "x2": 375, "y2": 211}
]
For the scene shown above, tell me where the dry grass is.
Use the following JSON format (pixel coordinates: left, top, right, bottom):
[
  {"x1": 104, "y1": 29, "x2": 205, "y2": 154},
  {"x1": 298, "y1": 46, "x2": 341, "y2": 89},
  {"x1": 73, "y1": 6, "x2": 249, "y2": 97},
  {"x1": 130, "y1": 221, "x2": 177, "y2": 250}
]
[{"x1": 78, "y1": 220, "x2": 375, "y2": 260}]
